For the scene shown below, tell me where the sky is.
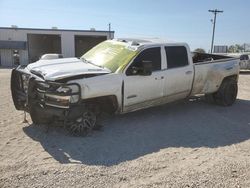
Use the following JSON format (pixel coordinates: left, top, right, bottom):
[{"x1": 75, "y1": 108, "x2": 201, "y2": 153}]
[{"x1": 0, "y1": 0, "x2": 249, "y2": 51}]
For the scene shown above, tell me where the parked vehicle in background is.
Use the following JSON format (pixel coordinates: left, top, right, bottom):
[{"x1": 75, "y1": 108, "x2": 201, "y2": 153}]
[
  {"x1": 217, "y1": 53, "x2": 250, "y2": 70},
  {"x1": 40, "y1": 53, "x2": 63, "y2": 60},
  {"x1": 11, "y1": 39, "x2": 240, "y2": 136},
  {"x1": 239, "y1": 54, "x2": 250, "y2": 70}
]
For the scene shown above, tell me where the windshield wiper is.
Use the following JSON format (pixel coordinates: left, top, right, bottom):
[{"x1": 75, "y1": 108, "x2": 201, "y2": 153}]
[{"x1": 81, "y1": 57, "x2": 105, "y2": 69}]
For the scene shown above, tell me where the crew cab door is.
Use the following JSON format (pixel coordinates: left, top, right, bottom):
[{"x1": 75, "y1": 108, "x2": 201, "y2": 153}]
[
  {"x1": 163, "y1": 45, "x2": 194, "y2": 101},
  {"x1": 123, "y1": 47, "x2": 165, "y2": 112}
]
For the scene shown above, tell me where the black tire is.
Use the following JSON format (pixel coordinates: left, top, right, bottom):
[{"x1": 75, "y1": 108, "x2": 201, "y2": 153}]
[
  {"x1": 214, "y1": 79, "x2": 238, "y2": 106},
  {"x1": 30, "y1": 105, "x2": 53, "y2": 125}
]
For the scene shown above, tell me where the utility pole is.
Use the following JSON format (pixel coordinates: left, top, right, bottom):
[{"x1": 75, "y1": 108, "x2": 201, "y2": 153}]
[
  {"x1": 209, "y1": 9, "x2": 223, "y2": 53},
  {"x1": 108, "y1": 23, "x2": 111, "y2": 39}
]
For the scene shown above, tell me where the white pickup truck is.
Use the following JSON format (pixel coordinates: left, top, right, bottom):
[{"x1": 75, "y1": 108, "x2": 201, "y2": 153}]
[
  {"x1": 11, "y1": 39, "x2": 240, "y2": 135},
  {"x1": 239, "y1": 54, "x2": 250, "y2": 70}
]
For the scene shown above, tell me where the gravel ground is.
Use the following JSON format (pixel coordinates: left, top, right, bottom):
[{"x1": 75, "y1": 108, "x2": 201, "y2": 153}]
[{"x1": 0, "y1": 69, "x2": 250, "y2": 188}]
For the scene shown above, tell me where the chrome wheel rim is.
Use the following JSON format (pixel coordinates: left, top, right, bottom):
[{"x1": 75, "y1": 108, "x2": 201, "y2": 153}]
[{"x1": 70, "y1": 110, "x2": 96, "y2": 136}]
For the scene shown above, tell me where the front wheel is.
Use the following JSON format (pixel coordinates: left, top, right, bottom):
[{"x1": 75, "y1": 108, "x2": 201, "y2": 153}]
[{"x1": 68, "y1": 106, "x2": 97, "y2": 136}]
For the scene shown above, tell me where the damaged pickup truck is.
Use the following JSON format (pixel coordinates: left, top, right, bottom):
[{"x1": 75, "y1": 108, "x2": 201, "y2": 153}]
[{"x1": 11, "y1": 39, "x2": 240, "y2": 135}]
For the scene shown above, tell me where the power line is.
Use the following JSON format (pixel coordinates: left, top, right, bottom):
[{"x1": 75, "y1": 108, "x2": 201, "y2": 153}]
[{"x1": 209, "y1": 9, "x2": 223, "y2": 53}]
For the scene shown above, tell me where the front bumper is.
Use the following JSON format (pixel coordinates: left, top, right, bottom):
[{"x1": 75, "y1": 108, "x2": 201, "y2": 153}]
[{"x1": 11, "y1": 67, "x2": 83, "y2": 120}]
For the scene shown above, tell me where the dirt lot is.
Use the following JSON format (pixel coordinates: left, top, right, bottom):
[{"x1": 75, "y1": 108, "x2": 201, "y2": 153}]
[{"x1": 0, "y1": 69, "x2": 250, "y2": 188}]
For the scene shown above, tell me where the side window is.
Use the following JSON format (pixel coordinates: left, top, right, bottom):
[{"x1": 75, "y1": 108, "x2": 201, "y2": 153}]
[
  {"x1": 126, "y1": 47, "x2": 161, "y2": 75},
  {"x1": 165, "y1": 46, "x2": 189, "y2": 69}
]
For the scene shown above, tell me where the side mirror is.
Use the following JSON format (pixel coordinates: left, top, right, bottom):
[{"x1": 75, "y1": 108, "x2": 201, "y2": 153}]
[
  {"x1": 141, "y1": 60, "x2": 152, "y2": 76},
  {"x1": 127, "y1": 60, "x2": 153, "y2": 76}
]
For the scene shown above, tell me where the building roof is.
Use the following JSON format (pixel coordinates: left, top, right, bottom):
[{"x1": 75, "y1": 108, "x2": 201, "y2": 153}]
[{"x1": 0, "y1": 27, "x2": 114, "y2": 33}]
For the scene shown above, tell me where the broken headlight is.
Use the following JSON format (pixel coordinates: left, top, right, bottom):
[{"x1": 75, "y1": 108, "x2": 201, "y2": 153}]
[
  {"x1": 44, "y1": 84, "x2": 80, "y2": 108},
  {"x1": 55, "y1": 85, "x2": 80, "y2": 103},
  {"x1": 21, "y1": 73, "x2": 30, "y2": 93},
  {"x1": 56, "y1": 86, "x2": 72, "y2": 94},
  {"x1": 68, "y1": 85, "x2": 80, "y2": 103}
]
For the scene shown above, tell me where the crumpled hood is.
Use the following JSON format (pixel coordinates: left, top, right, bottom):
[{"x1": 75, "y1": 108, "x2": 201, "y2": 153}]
[{"x1": 26, "y1": 57, "x2": 111, "y2": 81}]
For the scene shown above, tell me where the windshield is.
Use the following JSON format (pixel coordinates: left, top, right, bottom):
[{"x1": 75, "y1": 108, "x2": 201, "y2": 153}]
[{"x1": 81, "y1": 40, "x2": 138, "y2": 72}]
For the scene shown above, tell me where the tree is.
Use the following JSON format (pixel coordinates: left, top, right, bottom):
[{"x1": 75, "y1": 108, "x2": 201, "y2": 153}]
[
  {"x1": 194, "y1": 48, "x2": 206, "y2": 53},
  {"x1": 228, "y1": 45, "x2": 236, "y2": 53},
  {"x1": 228, "y1": 44, "x2": 245, "y2": 53},
  {"x1": 235, "y1": 44, "x2": 244, "y2": 52}
]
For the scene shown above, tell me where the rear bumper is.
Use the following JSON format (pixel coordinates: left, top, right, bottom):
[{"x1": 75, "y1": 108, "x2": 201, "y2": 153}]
[{"x1": 11, "y1": 67, "x2": 83, "y2": 120}]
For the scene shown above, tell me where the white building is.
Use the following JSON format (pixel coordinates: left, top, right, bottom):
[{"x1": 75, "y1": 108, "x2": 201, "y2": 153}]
[{"x1": 0, "y1": 27, "x2": 114, "y2": 67}]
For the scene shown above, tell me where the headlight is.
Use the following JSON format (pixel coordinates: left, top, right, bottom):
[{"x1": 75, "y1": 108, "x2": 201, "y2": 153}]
[
  {"x1": 21, "y1": 74, "x2": 30, "y2": 93},
  {"x1": 56, "y1": 86, "x2": 72, "y2": 94},
  {"x1": 43, "y1": 84, "x2": 80, "y2": 108},
  {"x1": 68, "y1": 85, "x2": 80, "y2": 103},
  {"x1": 70, "y1": 95, "x2": 79, "y2": 103}
]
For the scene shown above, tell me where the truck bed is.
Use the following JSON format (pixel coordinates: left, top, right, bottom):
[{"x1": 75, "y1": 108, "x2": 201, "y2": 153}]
[
  {"x1": 190, "y1": 53, "x2": 239, "y2": 96},
  {"x1": 192, "y1": 52, "x2": 234, "y2": 64}
]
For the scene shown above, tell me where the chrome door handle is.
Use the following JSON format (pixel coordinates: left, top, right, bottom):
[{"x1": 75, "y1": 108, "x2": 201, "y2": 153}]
[{"x1": 185, "y1": 71, "x2": 193, "y2": 75}]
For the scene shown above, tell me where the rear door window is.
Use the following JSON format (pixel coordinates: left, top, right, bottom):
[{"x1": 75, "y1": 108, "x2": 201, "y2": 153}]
[{"x1": 165, "y1": 46, "x2": 189, "y2": 69}]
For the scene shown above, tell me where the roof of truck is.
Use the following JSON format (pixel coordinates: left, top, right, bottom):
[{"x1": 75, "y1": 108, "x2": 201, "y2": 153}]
[{"x1": 114, "y1": 38, "x2": 188, "y2": 49}]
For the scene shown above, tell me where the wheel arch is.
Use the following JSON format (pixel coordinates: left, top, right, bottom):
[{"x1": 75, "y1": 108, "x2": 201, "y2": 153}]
[
  {"x1": 222, "y1": 74, "x2": 238, "y2": 82},
  {"x1": 81, "y1": 95, "x2": 119, "y2": 114},
  {"x1": 217, "y1": 74, "x2": 238, "y2": 92}
]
